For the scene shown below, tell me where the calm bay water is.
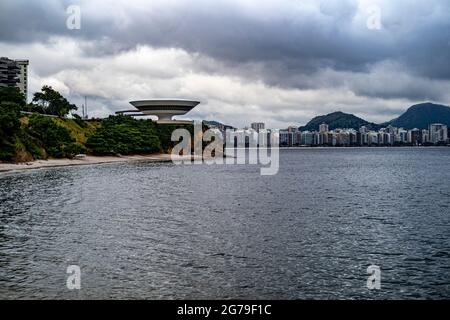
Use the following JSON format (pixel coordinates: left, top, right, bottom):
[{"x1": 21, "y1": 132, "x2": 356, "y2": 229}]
[{"x1": 0, "y1": 148, "x2": 450, "y2": 299}]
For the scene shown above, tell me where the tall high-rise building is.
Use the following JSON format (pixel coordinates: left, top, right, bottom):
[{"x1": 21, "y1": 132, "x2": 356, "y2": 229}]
[
  {"x1": 15, "y1": 60, "x2": 29, "y2": 101},
  {"x1": 408, "y1": 128, "x2": 421, "y2": 145},
  {"x1": 0, "y1": 57, "x2": 29, "y2": 101},
  {"x1": 359, "y1": 126, "x2": 368, "y2": 134},
  {"x1": 251, "y1": 122, "x2": 265, "y2": 132},
  {"x1": 429, "y1": 124, "x2": 448, "y2": 143},
  {"x1": 397, "y1": 128, "x2": 408, "y2": 143},
  {"x1": 280, "y1": 130, "x2": 293, "y2": 146},
  {"x1": 301, "y1": 131, "x2": 315, "y2": 145},
  {"x1": 0, "y1": 57, "x2": 20, "y2": 88},
  {"x1": 319, "y1": 123, "x2": 329, "y2": 133},
  {"x1": 368, "y1": 132, "x2": 379, "y2": 145},
  {"x1": 422, "y1": 129, "x2": 429, "y2": 144},
  {"x1": 385, "y1": 125, "x2": 397, "y2": 135}
]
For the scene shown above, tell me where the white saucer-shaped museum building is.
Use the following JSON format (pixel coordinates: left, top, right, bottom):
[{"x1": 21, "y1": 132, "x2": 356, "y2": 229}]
[{"x1": 116, "y1": 99, "x2": 200, "y2": 124}]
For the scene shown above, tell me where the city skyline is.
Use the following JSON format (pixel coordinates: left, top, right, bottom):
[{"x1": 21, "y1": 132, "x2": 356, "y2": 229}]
[
  {"x1": 279, "y1": 123, "x2": 449, "y2": 147},
  {"x1": 3, "y1": 54, "x2": 450, "y2": 134}
]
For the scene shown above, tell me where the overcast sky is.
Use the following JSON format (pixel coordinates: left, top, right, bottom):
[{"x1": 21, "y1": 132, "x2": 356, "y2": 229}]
[{"x1": 1, "y1": 0, "x2": 450, "y2": 128}]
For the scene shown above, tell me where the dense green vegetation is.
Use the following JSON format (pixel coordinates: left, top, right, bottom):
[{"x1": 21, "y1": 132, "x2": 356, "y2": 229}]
[
  {"x1": 0, "y1": 102, "x2": 22, "y2": 161},
  {"x1": 26, "y1": 85, "x2": 78, "y2": 117},
  {"x1": 384, "y1": 103, "x2": 450, "y2": 129},
  {"x1": 0, "y1": 87, "x2": 87, "y2": 161},
  {"x1": 26, "y1": 115, "x2": 86, "y2": 158},
  {"x1": 0, "y1": 86, "x2": 193, "y2": 162},
  {"x1": 299, "y1": 103, "x2": 450, "y2": 131},
  {"x1": 86, "y1": 115, "x2": 161, "y2": 155},
  {"x1": 299, "y1": 111, "x2": 379, "y2": 131},
  {"x1": 0, "y1": 88, "x2": 26, "y2": 160},
  {"x1": 86, "y1": 115, "x2": 193, "y2": 155},
  {"x1": 0, "y1": 87, "x2": 26, "y2": 107},
  {"x1": 157, "y1": 123, "x2": 195, "y2": 152}
]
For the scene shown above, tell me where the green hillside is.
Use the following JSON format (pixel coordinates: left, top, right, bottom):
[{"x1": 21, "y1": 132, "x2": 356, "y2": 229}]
[
  {"x1": 384, "y1": 102, "x2": 450, "y2": 129},
  {"x1": 299, "y1": 111, "x2": 379, "y2": 131},
  {"x1": 0, "y1": 86, "x2": 191, "y2": 163}
]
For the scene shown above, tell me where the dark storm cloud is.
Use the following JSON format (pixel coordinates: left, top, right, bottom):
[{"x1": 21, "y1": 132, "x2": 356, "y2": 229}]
[
  {"x1": 2, "y1": 0, "x2": 448, "y2": 80},
  {"x1": 0, "y1": 0, "x2": 68, "y2": 42},
  {"x1": 1, "y1": 0, "x2": 450, "y2": 125}
]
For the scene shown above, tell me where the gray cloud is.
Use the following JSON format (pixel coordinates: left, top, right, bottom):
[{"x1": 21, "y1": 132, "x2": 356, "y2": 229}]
[{"x1": 1, "y1": 0, "x2": 450, "y2": 127}]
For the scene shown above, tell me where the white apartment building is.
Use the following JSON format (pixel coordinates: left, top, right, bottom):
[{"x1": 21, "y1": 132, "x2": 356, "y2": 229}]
[
  {"x1": 0, "y1": 57, "x2": 29, "y2": 101},
  {"x1": 15, "y1": 60, "x2": 29, "y2": 100},
  {"x1": 250, "y1": 122, "x2": 265, "y2": 132},
  {"x1": 429, "y1": 124, "x2": 448, "y2": 143}
]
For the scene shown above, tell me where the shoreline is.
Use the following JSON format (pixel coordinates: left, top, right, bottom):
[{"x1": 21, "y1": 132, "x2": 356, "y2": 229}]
[
  {"x1": 278, "y1": 145, "x2": 450, "y2": 149},
  {"x1": 0, "y1": 154, "x2": 174, "y2": 173}
]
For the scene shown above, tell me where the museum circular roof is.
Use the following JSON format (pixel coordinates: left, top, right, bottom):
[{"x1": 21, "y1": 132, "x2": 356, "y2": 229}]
[{"x1": 116, "y1": 99, "x2": 200, "y2": 123}]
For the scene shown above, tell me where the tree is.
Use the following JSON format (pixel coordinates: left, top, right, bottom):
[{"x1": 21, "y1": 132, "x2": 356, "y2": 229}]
[
  {"x1": 86, "y1": 115, "x2": 161, "y2": 155},
  {"x1": 0, "y1": 102, "x2": 22, "y2": 161},
  {"x1": 32, "y1": 85, "x2": 77, "y2": 117},
  {"x1": 0, "y1": 87, "x2": 26, "y2": 107},
  {"x1": 27, "y1": 115, "x2": 85, "y2": 158}
]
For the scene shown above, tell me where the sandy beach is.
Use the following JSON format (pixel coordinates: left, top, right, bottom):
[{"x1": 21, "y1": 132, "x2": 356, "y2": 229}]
[{"x1": 0, "y1": 154, "x2": 174, "y2": 173}]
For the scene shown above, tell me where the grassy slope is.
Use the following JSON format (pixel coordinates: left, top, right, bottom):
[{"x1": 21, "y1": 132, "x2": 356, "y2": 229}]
[
  {"x1": 13, "y1": 116, "x2": 101, "y2": 162},
  {"x1": 53, "y1": 118, "x2": 101, "y2": 144}
]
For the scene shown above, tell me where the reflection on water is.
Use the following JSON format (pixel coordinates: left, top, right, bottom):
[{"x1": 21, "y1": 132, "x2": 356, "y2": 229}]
[{"x1": 1, "y1": 148, "x2": 450, "y2": 299}]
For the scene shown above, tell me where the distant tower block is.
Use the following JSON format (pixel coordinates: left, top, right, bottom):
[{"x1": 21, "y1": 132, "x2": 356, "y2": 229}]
[
  {"x1": 15, "y1": 60, "x2": 29, "y2": 101},
  {"x1": 319, "y1": 123, "x2": 329, "y2": 133},
  {"x1": 116, "y1": 99, "x2": 200, "y2": 124},
  {"x1": 251, "y1": 122, "x2": 265, "y2": 132},
  {"x1": 0, "y1": 57, "x2": 29, "y2": 102}
]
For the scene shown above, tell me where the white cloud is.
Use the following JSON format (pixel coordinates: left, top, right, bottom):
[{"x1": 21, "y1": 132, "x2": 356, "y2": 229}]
[{"x1": 1, "y1": 36, "x2": 437, "y2": 127}]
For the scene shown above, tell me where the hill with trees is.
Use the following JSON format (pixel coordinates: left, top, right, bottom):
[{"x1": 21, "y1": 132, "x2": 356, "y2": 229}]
[
  {"x1": 0, "y1": 86, "x2": 192, "y2": 163},
  {"x1": 383, "y1": 103, "x2": 450, "y2": 129},
  {"x1": 23, "y1": 85, "x2": 77, "y2": 117},
  {"x1": 299, "y1": 111, "x2": 379, "y2": 131},
  {"x1": 298, "y1": 102, "x2": 450, "y2": 131}
]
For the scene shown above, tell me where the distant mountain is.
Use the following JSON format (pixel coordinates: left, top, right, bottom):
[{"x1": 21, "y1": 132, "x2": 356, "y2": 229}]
[
  {"x1": 203, "y1": 120, "x2": 235, "y2": 129},
  {"x1": 299, "y1": 111, "x2": 379, "y2": 131},
  {"x1": 203, "y1": 120, "x2": 221, "y2": 127},
  {"x1": 384, "y1": 102, "x2": 450, "y2": 129}
]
